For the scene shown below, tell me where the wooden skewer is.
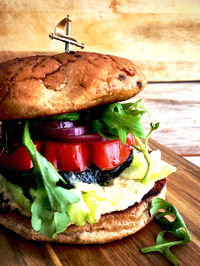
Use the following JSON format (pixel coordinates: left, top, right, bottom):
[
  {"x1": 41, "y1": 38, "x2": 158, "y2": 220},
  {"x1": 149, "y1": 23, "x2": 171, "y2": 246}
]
[{"x1": 65, "y1": 15, "x2": 71, "y2": 53}]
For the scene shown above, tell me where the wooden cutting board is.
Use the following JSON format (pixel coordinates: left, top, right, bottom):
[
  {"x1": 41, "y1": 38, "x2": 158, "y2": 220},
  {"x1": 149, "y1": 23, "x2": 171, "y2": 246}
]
[{"x1": 0, "y1": 139, "x2": 199, "y2": 266}]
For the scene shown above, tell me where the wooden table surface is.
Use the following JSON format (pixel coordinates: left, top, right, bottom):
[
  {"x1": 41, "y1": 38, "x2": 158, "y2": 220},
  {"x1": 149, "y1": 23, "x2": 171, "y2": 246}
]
[{"x1": 0, "y1": 139, "x2": 199, "y2": 266}]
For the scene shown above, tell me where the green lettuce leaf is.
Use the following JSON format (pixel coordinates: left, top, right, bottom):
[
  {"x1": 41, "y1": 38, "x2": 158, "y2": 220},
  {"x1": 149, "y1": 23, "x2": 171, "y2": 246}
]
[
  {"x1": 121, "y1": 150, "x2": 176, "y2": 183},
  {"x1": 22, "y1": 121, "x2": 80, "y2": 238},
  {"x1": 6, "y1": 181, "x2": 31, "y2": 212},
  {"x1": 67, "y1": 189, "x2": 99, "y2": 226},
  {"x1": 82, "y1": 191, "x2": 105, "y2": 224},
  {"x1": 67, "y1": 184, "x2": 116, "y2": 227}
]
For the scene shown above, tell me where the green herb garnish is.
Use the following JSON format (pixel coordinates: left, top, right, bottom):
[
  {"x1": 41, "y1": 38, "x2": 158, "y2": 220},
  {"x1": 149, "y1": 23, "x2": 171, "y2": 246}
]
[
  {"x1": 141, "y1": 198, "x2": 191, "y2": 265},
  {"x1": 132, "y1": 122, "x2": 160, "y2": 184},
  {"x1": 93, "y1": 100, "x2": 160, "y2": 184},
  {"x1": 48, "y1": 112, "x2": 80, "y2": 121},
  {"x1": 22, "y1": 121, "x2": 79, "y2": 238},
  {"x1": 101, "y1": 101, "x2": 146, "y2": 144}
]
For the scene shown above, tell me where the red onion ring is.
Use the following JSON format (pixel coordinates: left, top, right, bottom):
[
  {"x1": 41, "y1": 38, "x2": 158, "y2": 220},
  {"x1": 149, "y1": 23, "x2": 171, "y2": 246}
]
[
  {"x1": 49, "y1": 133, "x2": 108, "y2": 143},
  {"x1": 34, "y1": 126, "x2": 89, "y2": 140},
  {"x1": 39, "y1": 121, "x2": 75, "y2": 129},
  {"x1": 32, "y1": 121, "x2": 109, "y2": 143}
]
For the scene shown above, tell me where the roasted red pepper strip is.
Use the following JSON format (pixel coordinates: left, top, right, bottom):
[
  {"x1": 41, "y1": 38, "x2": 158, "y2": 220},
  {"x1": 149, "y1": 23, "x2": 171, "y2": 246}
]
[
  {"x1": 0, "y1": 134, "x2": 136, "y2": 172},
  {"x1": 91, "y1": 133, "x2": 135, "y2": 170},
  {"x1": 44, "y1": 141, "x2": 91, "y2": 172},
  {"x1": 0, "y1": 141, "x2": 43, "y2": 171}
]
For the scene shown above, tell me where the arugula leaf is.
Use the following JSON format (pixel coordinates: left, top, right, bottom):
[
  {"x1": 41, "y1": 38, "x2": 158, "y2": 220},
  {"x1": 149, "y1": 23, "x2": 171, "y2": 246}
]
[
  {"x1": 150, "y1": 198, "x2": 190, "y2": 237},
  {"x1": 132, "y1": 121, "x2": 160, "y2": 184},
  {"x1": 141, "y1": 198, "x2": 191, "y2": 265},
  {"x1": 102, "y1": 102, "x2": 146, "y2": 144},
  {"x1": 48, "y1": 112, "x2": 80, "y2": 121},
  {"x1": 90, "y1": 100, "x2": 160, "y2": 184},
  {"x1": 22, "y1": 121, "x2": 80, "y2": 238},
  {"x1": 32, "y1": 112, "x2": 80, "y2": 122}
]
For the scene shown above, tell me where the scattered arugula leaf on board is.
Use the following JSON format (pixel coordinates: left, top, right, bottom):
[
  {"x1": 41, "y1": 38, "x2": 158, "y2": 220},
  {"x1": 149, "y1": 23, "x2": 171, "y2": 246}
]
[
  {"x1": 141, "y1": 198, "x2": 191, "y2": 266},
  {"x1": 22, "y1": 121, "x2": 80, "y2": 238}
]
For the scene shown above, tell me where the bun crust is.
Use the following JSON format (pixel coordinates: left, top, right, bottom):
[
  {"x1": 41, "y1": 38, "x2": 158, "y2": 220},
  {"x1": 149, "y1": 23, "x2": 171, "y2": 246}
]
[
  {"x1": 0, "y1": 179, "x2": 166, "y2": 244},
  {"x1": 0, "y1": 52, "x2": 146, "y2": 120}
]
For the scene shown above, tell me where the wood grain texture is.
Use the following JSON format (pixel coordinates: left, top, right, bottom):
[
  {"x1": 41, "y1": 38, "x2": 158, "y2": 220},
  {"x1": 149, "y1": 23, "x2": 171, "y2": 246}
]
[
  {"x1": 133, "y1": 82, "x2": 200, "y2": 156},
  {"x1": 0, "y1": 0, "x2": 200, "y2": 81},
  {"x1": 0, "y1": 139, "x2": 199, "y2": 265},
  {"x1": 1, "y1": 0, "x2": 200, "y2": 13}
]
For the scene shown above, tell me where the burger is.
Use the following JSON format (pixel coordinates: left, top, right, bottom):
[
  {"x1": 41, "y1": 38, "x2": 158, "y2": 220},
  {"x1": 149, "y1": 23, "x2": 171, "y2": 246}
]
[{"x1": 0, "y1": 51, "x2": 176, "y2": 244}]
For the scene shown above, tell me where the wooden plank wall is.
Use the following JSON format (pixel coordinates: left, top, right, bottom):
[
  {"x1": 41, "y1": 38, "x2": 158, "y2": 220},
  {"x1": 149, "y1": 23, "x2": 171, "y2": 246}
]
[
  {"x1": 0, "y1": 0, "x2": 200, "y2": 81},
  {"x1": 133, "y1": 82, "x2": 200, "y2": 156}
]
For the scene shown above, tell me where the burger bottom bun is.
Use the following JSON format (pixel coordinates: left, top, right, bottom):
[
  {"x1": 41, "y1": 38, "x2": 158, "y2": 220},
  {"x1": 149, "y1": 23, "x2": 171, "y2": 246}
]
[{"x1": 0, "y1": 179, "x2": 166, "y2": 244}]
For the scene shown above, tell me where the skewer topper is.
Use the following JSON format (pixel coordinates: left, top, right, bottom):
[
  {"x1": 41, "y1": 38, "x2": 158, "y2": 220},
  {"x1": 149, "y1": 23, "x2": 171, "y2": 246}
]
[{"x1": 49, "y1": 14, "x2": 84, "y2": 53}]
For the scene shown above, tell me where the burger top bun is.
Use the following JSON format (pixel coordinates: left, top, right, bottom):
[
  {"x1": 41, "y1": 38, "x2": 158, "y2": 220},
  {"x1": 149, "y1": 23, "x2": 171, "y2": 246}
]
[{"x1": 0, "y1": 52, "x2": 146, "y2": 120}]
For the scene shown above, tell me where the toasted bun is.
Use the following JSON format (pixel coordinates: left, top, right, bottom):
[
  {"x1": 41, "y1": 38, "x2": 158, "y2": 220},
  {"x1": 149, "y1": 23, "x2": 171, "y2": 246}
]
[
  {"x1": 0, "y1": 52, "x2": 146, "y2": 120},
  {"x1": 0, "y1": 179, "x2": 166, "y2": 244}
]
